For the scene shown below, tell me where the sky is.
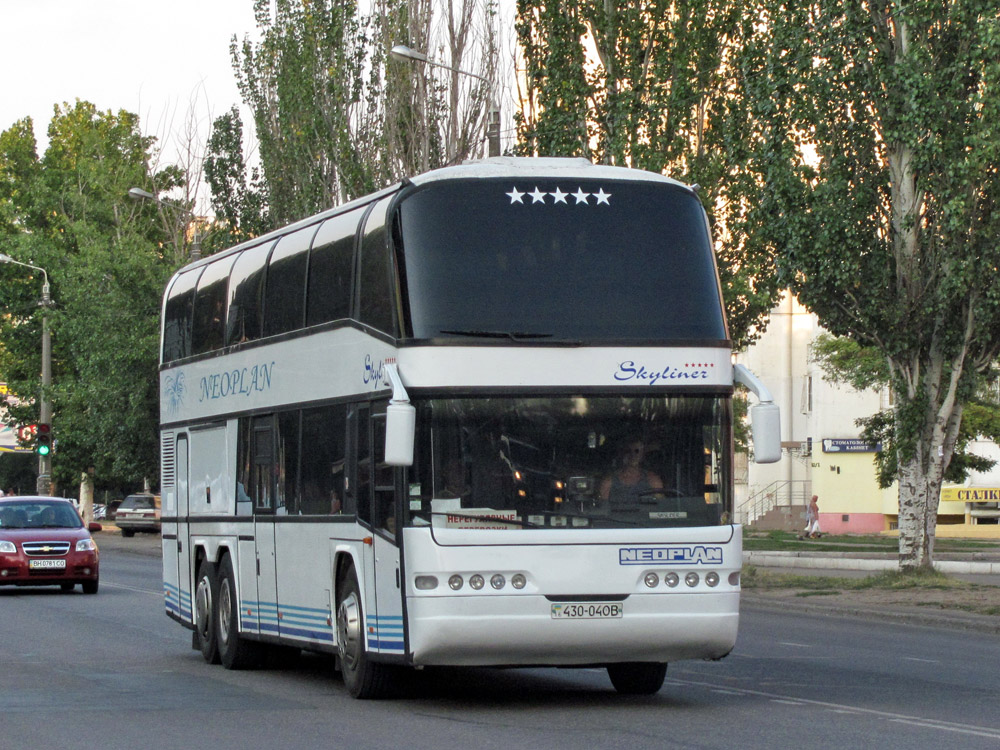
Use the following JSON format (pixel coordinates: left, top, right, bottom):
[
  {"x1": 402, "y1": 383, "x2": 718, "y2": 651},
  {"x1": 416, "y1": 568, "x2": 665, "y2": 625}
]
[{"x1": 0, "y1": 0, "x2": 260, "y2": 167}]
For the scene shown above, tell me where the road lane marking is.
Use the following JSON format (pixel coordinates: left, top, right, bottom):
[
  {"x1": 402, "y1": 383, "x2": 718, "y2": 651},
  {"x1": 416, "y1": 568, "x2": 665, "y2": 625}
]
[
  {"x1": 669, "y1": 676, "x2": 1000, "y2": 740},
  {"x1": 101, "y1": 581, "x2": 161, "y2": 596}
]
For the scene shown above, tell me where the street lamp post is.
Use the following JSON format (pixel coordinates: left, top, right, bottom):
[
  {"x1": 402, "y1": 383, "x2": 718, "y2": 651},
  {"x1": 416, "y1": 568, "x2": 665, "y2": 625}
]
[
  {"x1": 390, "y1": 44, "x2": 501, "y2": 158},
  {"x1": 0, "y1": 253, "x2": 53, "y2": 496},
  {"x1": 128, "y1": 187, "x2": 201, "y2": 262}
]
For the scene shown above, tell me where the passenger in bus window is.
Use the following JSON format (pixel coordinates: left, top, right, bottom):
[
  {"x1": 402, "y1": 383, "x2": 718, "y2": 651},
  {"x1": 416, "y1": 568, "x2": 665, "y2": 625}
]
[{"x1": 598, "y1": 439, "x2": 664, "y2": 507}]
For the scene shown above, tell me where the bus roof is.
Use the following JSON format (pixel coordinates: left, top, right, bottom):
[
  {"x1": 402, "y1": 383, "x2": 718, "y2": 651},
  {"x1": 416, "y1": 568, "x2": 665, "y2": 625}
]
[{"x1": 409, "y1": 157, "x2": 695, "y2": 190}]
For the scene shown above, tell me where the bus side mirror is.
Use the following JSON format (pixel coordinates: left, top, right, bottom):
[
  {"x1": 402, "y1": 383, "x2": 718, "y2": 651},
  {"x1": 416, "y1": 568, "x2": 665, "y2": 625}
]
[
  {"x1": 385, "y1": 401, "x2": 415, "y2": 466},
  {"x1": 734, "y1": 364, "x2": 782, "y2": 464},
  {"x1": 383, "y1": 363, "x2": 415, "y2": 466},
  {"x1": 750, "y1": 401, "x2": 781, "y2": 464}
]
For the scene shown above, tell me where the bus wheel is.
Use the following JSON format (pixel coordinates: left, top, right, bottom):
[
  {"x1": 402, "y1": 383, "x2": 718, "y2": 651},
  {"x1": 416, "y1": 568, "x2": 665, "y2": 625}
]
[
  {"x1": 216, "y1": 554, "x2": 262, "y2": 670},
  {"x1": 195, "y1": 559, "x2": 220, "y2": 664},
  {"x1": 336, "y1": 566, "x2": 392, "y2": 699},
  {"x1": 607, "y1": 662, "x2": 668, "y2": 695}
]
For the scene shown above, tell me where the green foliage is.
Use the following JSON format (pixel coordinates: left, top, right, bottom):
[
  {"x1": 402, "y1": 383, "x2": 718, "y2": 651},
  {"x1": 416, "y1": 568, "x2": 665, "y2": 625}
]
[
  {"x1": 748, "y1": 0, "x2": 1000, "y2": 567},
  {"x1": 203, "y1": 106, "x2": 270, "y2": 250},
  {"x1": 0, "y1": 102, "x2": 177, "y2": 491},
  {"x1": 514, "y1": 0, "x2": 784, "y2": 348}
]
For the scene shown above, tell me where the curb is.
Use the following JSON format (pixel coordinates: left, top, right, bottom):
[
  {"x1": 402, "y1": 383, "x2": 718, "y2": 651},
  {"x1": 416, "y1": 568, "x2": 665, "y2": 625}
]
[
  {"x1": 741, "y1": 593, "x2": 1000, "y2": 635},
  {"x1": 744, "y1": 551, "x2": 1000, "y2": 575}
]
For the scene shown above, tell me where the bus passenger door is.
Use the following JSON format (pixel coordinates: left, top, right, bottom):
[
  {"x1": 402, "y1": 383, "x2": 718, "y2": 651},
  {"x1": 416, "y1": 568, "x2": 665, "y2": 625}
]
[
  {"x1": 251, "y1": 416, "x2": 279, "y2": 637},
  {"x1": 358, "y1": 405, "x2": 404, "y2": 655}
]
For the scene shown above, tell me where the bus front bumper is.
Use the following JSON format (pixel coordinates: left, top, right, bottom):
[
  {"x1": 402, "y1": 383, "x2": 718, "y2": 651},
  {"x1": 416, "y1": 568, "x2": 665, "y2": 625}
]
[{"x1": 406, "y1": 591, "x2": 739, "y2": 666}]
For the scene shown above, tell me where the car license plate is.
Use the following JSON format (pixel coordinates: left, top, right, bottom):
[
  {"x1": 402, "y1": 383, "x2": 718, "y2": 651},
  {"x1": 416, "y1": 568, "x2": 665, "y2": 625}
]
[
  {"x1": 29, "y1": 559, "x2": 66, "y2": 569},
  {"x1": 551, "y1": 602, "x2": 623, "y2": 619}
]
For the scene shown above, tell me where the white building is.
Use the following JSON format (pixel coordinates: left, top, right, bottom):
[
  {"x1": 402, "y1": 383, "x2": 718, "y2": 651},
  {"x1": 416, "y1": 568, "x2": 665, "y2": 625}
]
[{"x1": 736, "y1": 293, "x2": 1000, "y2": 538}]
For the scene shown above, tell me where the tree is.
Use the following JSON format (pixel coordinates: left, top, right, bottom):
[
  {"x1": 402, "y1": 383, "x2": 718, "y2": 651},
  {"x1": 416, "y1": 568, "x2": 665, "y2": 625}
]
[
  {"x1": 811, "y1": 333, "x2": 1000, "y2": 489},
  {"x1": 219, "y1": 0, "x2": 499, "y2": 231},
  {"x1": 514, "y1": 0, "x2": 784, "y2": 348},
  {"x1": 0, "y1": 102, "x2": 180, "y2": 492},
  {"x1": 203, "y1": 105, "x2": 270, "y2": 251},
  {"x1": 748, "y1": 1, "x2": 1000, "y2": 568}
]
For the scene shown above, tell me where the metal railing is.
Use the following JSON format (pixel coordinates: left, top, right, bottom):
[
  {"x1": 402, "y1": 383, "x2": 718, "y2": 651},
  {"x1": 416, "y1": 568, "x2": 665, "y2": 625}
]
[{"x1": 737, "y1": 480, "x2": 812, "y2": 526}]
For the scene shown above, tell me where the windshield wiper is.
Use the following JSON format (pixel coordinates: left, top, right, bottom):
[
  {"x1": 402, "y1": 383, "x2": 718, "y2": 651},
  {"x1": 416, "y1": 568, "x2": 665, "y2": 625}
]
[{"x1": 440, "y1": 329, "x2": 553, "y2": 341}]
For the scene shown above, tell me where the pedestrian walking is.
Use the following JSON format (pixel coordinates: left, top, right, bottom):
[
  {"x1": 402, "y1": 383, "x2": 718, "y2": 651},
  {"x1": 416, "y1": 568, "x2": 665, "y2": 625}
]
[{"x1": 803, "y1": 494, "x2": 821, "y2": 538}]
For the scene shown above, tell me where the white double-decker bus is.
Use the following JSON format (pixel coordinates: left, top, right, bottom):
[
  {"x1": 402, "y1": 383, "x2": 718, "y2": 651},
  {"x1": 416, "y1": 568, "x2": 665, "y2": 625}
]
[{"x1": 159, "y1": 157, "x2": 779, "y2": 698}]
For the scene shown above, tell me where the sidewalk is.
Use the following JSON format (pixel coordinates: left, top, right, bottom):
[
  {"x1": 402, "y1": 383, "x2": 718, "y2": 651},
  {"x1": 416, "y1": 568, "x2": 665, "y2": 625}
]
[
  {"x1": 742, "y1": 548, "x2": 1000, "y2": 635},
  {"x1": 745, "y1": 550, "x2": 1000, "y2": 577}
]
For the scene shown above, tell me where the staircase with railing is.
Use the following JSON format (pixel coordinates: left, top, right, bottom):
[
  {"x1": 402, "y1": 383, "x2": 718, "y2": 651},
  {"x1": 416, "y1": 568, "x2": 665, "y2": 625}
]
[{"x1": 737, "y1": 480, "x2": 812, "y2": 529}]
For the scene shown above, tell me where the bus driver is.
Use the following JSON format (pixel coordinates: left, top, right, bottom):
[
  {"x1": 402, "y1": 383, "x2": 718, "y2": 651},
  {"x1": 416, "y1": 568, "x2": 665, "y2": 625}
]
[{"x1": 598, "y1": 439, "x2": 664, "y2": 507}]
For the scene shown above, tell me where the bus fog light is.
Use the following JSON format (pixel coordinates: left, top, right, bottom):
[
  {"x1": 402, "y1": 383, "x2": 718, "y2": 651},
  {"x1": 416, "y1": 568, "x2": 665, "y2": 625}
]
[
  {"x1": 469, "y1": 574, "x2": 485, "y2": 590},
  {"x1": 415, "y1": 575, "x2": 438, "y2": 590},
  {"x1": 511, "y1": 574, "x2": 526, "y2": 589},
  {"x1": 490, "y1": 574, "x2": 506, "y2": 590},
  {"x1": 448, "y1": 575, "x2": 464, "y2": 590},
  {"x1": 643, "y1": 572, "x2": 659, "y2": 588},
  {"x1": 705, "y1": 572, "x2": 720, "y2": 587},
  {"x1": 664, "y1": 572, "x2": 679, "y2": 587},
  {"x1": 729, "y1": 571, "x2": 741, "y2": 586},
  {"x1": 685, "y1": 572, "x2": 700, "y2": 587}
]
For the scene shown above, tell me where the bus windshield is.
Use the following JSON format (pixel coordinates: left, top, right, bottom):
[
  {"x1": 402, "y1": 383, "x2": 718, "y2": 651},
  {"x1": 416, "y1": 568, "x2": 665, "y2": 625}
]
[
  {"x1": 397, "y1": 179, "x2": 726, "y2": 342},
  {"x1": 405, "y1": 395, "x2": 732, "y2": 530}
]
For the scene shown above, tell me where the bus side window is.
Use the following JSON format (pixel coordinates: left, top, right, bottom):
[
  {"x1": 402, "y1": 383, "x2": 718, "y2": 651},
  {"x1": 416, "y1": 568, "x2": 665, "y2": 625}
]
[
  {"x1": 162, "y1": 268, "x2": 202, "y2": 362},
  {"x1": 300, "y1": 403, "x2": 347, "y2": 515},
  {"x1": 264, "y1": 225, "x2": 316, "y2": 338},
  {"x1": 191, "y1": 255, "x2": 235, "y2": 355},
  {"x1": 226, "y1": 241, "x2": 274, "y2": 346},
  {"x1": 307, "y1": 208, "x2": 364, "y2": 327},
  {"x1": 358, "y1": 197, "x2": 397, "y2": 336},
  {"x1": 276, "y1": 411, "x2": 301, "y2": 515},
  {"x1": 371, "y1": 409, "x2": 395, "y2": 536},
  {"x1": 250, "y1": 416, "x2": 275, "y2": 514},
  {"x1": 350, "y1": 404, "x2": 371, "y2": 525}
]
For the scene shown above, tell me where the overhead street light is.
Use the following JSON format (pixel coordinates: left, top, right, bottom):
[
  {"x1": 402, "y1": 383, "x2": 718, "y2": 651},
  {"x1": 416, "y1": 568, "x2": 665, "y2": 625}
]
[
  {"x1": 390, "y1": 44, "x2": 501, "y2": 158},
  {"x1": 128, "y1": 187, "x2": 202, "y2": 262},
  {"x1": 0, "y1": 253, "x2": 53, "y2": 495}
]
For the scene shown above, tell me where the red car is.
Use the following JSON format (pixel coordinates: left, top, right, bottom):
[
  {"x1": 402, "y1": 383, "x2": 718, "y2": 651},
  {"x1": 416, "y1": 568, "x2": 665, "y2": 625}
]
[{"x1": 0, "y1": 496, "x2": 101, "y2": 594}]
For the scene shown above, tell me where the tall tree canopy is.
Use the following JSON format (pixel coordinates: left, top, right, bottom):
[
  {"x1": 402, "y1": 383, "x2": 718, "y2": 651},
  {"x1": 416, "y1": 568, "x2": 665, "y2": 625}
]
[
  {"x1": 0, "y1": 102, "x2": 181, "y2": 491},
  {"x1": 747, "y1": 0, "x2": 1000, "y2": 568},
  {"x1": 514, "y1": 0, "x2": 785, "y2": 348},
  {"x1": 214, "y1": 0, "x2": 499, "y2": 233}
]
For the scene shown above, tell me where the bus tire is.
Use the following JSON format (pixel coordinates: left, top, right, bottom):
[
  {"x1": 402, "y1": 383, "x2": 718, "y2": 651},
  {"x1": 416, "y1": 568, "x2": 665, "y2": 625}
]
[
  {"x1": 216, "y1": 554, "x2": 262, "y2": 670},
  {"x1": 195, "y1": 559, "x2": 220, "y2": 664},
  {"x1": 336, "y1": 565, "x2": 392, "y2": 699},
  {"x1": 607, "y1": 662, "x2": 668, "y2": 695}
]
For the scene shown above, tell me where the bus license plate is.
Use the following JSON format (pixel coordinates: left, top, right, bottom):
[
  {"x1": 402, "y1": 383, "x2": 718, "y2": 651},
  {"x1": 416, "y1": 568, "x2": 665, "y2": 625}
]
[
  {"x1": 29, "y1": 559, "x2": 66, "y2": 569},
  {"x1": 551, "y1": 602, "x2": 623, "y2": 620}
]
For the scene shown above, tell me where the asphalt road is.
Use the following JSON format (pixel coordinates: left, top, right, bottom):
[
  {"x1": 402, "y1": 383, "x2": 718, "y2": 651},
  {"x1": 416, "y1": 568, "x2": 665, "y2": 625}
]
[{"x1": 2, "y1": 534, "x2": 999, "y2": 750}]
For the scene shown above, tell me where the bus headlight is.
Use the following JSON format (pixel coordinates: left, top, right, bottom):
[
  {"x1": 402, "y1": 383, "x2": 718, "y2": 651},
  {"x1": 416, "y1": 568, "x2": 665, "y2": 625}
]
[
  {"x1": 705, "y1": 572, "x2": 720, "y2": 587},
  {"x1": 490, "y1": 574, "x2": 506, "y2": 590},
  {"x1": 664, "y1": 572, "x2": 679, "y2": 588},
  {"x1": 511, "y1": 574, "x2": 526, "y2": 589},
  {"x1": 469, "y1": 574, "x2": 485, "y2": 590},
  {"x1": 448, "y1": 575, "x2": 464, "y2": 590},
  {"x1": 643, "y1": 572, "x2": 659, "y2": 588},
  {"x1": 685, "y1": 572, "x2": 700, "y2": 587}
]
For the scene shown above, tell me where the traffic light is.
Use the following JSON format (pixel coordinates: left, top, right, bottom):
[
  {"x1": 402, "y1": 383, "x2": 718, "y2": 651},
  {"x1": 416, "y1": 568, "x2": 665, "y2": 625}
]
[{"x1": 36, "y1": 423, "x2": 51, "y2": 456}]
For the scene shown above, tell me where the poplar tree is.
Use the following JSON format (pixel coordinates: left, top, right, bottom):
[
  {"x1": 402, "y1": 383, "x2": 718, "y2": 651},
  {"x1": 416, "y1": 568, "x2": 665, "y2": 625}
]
[{"x1": 748, "y1": 0, "x2": 1000, "y2": 568}]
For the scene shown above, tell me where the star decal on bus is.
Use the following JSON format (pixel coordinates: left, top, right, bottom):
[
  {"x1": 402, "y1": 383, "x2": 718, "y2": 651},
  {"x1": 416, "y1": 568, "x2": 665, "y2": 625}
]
[{"x1": 506, "y1": 186, "x2": 612, "y2": 205}]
